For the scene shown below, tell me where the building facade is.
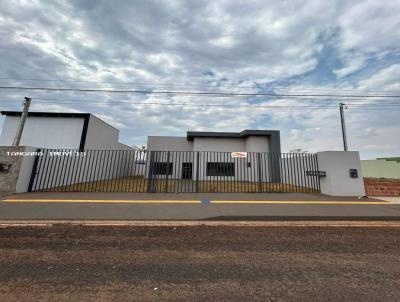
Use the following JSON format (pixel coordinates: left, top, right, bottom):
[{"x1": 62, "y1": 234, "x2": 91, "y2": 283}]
[
  {"x1": 146, "y1": 130, "x2": 281, "y2": 182},
  {"x1": 0, "y1": 111, "x2": 130, "y2": 150}
]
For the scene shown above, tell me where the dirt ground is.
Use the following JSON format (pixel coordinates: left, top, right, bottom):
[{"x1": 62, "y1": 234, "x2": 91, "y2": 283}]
[{"x1": 0, "y1": 225, "x2": 400, "y2": 301}]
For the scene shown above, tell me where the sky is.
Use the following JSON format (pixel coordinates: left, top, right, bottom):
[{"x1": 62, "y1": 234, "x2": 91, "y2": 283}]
[{"x1": 0, "y1": 0, "x2": 399, "y2": 159}]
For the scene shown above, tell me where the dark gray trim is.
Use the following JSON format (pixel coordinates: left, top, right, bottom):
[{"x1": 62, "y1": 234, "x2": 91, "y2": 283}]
[
  {"x1": 27, "y1": 148, "x2": 41, "y2": 192},
  {"x1": 79, "y1": 116, "x2": 90, "y2": 151},
  {"x1": 1, "y1": 111, "x2": 90, "y2": 119}
]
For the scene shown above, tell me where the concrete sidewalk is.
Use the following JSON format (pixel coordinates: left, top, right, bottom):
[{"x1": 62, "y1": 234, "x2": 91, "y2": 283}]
[{"x1": 0, "y1": 192, "x2": 382, "y2": 202}]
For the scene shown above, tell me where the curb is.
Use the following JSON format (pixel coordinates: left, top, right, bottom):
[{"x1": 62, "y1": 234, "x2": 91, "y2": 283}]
[{"x1": 1, "y1": 220, "x2": 400, "y2": 227}]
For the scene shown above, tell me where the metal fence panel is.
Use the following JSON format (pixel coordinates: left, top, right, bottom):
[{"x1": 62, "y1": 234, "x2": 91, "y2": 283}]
[{"x1": 29, "y1": 149, "x2": 321, "y2": 193}]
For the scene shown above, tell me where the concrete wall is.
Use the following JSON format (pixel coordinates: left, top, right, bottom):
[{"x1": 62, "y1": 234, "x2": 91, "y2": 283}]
[
  {"x1": 193, "y1": 137, "x2": 246, "y2": 152},
  {"x1": 147, "y1": 136, "x2": 193, "y2": 151},
  {"x1": 361, "y1": 159, "x2": 400, "y2": 179},
  {"x1": 317, "y1": 151, "x2": 365, "y2": 196},
  {"x1": 148, "y1": 136, "x2": 270, "y2": 153},
  {"x1": 85, "y1": 115, "x2": 124, "y2": 150},
  {"x1": 0, "y1": 116, "x2": 84, "y2": 149},
  {"x1": 245, "y1": 136, "x2": 269, "y2": 152},
  {"x1": 0, "y1": 146, "x2": 37, "y2": 193}
]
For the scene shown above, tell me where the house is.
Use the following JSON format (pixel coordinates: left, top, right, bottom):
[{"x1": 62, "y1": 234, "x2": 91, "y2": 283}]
[
  {"x1": 146, "y1": 130, "x2": 282, "y2": 182},
  {"x1": 0, "y1": 111, "x2": 130, "y2": 150}
]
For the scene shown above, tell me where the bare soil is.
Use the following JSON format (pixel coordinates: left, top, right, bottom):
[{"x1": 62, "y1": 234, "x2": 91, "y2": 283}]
[{"x1": 0, "y1": 225, "x2": 399, "y2": 301}]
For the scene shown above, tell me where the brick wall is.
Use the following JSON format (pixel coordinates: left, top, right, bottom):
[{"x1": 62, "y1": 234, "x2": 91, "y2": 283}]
[{"x1": 364, "y1": 178, "x2": 400, "y2": 196}]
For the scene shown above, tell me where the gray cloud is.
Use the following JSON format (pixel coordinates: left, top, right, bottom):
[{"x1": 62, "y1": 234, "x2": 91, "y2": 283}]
[{"x1": 0, "y1": 0, "x2": 399, "y2": 158}]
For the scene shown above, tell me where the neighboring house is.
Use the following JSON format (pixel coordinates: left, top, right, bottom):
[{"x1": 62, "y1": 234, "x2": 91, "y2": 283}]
[
  {"x1": 0, "y1": 111, "x2": 130, "y2": 150},
  {"x1": 362, "y1": 157, "x2": 400, "y2": 179},
  {"x1": 146, "y1": 130, "x2": 282, "y2": 182}
]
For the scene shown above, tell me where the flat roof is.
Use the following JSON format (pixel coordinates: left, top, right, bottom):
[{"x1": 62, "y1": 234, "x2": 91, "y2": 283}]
[
  {"x1": 186, "y1": 130, "x2": 280, "y2": 140},
  {"x1": 1, "y1": 111, "x2": 90, "y2": 118}
]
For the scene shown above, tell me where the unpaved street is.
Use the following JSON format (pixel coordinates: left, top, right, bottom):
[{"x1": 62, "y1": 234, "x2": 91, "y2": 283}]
[{"x1": 0, "y1": 225, "x2": 400, "y2": 301}]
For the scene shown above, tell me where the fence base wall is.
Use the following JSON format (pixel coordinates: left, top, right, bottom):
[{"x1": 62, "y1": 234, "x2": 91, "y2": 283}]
[{"x1": 317, "y1": 151, "x2": 365, "y2": 196}]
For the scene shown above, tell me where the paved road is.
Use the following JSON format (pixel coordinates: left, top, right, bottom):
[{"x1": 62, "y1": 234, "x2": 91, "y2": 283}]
[
  {"x1": 0, "y1": 225, "x2": 399, "y2": 301},
  {"x1": 2, "y1": 192, "x2": 400, "y2": 221},
  {"x1": 1, "y1": 201, "x2": 400, "y2": 220}
]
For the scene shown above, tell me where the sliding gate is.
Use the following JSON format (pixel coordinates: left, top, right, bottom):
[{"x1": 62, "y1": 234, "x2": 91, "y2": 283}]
[{"x1": 28, "y1": 149, "x2": 321, "y2": 193}]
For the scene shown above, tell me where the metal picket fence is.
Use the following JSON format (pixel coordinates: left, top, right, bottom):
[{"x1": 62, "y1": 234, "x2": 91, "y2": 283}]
[{"x1": 28, "y1": 149, "x2": 320, "y2": 193}]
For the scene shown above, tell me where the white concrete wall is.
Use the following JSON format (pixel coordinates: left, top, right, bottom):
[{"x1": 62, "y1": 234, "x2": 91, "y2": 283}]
[
  {"x1": 147, "y1": 136, "x2": 193, "y2": 151},
  {"x1": 0, "y1": 116, "x2": 84, "y2": 149},
  {"x1": 245, "y1": 136, "x2": 269, "y2": 152},
  {"x1": 147, "y1": 135, "x2": 269, "y2": 153},
  {"x1": 15, "y1": 147, "x2": 38, "y2": 193},
  {"x1": 193, "y1": 137, "x2": 246, "y2": 151},
  {"x1": 85, "y1": 115, "x2": 124, "y2": 150},
  {"x1": 317, "y1": 151, "x2": 365, "y2": 196},
  {"x1": 361, "y1": 159, "x2": 400, "y2": 179}
]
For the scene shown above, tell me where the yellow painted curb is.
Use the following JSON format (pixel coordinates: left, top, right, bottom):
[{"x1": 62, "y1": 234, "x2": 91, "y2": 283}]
[
  {"x1": 1, "y1": 199, "x2": 391, "y2": 205},
  {"x1": 1, "y1": 199, "x2": 201, "y2": 203}
]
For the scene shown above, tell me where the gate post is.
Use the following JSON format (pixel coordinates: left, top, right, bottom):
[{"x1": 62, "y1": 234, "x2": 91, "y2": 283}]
[
  {"x1": 147, "y1": 151, "x2": 155, "y2": 193},
  {"x1": 164, "y1": 151, "x2": 170, "y2": 193},
  {"x1": 27, "y1": 148, "x2": 41, "y2": 192},
  {"x1": 195, "y1": 152, "x2": 200, "y2": 193},
  {"x1": 257, "y1": 153, "x2": 262, "y2": 193}
]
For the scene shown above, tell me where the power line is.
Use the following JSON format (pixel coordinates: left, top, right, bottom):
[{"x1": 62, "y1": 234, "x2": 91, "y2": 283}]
[
  {"x1": 32, "y1": 96, "x2": 400, "y2": 105},
  {"x1": 1, "y1": 86, "x2": 400, "y2": 98},
  {"x1": 1, "y1": 97, "x2": 399, "y2": 110},
  {"x1": 1, "y1": 77, "x2": 399, "y2": 94}
]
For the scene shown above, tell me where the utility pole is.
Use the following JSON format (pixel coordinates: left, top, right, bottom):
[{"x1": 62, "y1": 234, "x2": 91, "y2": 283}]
[
  {"x1": 339, "y1": 102, "x2": 348, "y2": 151},
  {"x1": 12, "y1": 97, "x2": 31, "y2": 146}
]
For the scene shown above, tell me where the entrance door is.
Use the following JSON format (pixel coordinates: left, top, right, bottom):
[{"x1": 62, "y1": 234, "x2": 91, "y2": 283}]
[{"x1": 182, "y1": 163, "x2": 193, "y2": 179}]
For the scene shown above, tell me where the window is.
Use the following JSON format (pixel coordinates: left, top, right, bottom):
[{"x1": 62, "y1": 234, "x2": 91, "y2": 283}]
[
  {"x1": 206, "y1": 162, "x2": 235, "y2": 176},
  {"x1": 152, "y1": 162, "x2": 173, "y2": 175}
]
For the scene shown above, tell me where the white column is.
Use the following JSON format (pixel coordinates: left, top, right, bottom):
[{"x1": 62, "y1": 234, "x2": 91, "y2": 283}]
[{"x1": 317, "y1": 151, "x2": 365, "y2": 196}]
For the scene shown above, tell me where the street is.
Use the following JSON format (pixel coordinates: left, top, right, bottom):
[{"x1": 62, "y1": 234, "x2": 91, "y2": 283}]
[{"x1": 1, "y1": 225, "x2": 400, "y2": 301}]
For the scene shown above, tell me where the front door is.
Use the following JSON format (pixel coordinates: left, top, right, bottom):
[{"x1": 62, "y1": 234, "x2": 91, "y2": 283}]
[{"x1": 182, "y1": 163, "x2": 193, "y2": 179}]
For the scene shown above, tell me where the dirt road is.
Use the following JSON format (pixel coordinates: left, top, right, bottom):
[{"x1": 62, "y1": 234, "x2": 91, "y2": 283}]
[{"x1": 0, "y1": 225, "x2": 399, "y2": 301}]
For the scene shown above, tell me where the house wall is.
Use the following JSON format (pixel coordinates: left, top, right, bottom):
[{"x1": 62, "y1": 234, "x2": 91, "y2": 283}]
[
  {"x1": 146, "y1": 136, "x2": 275, "y2": 181},
  {"x1": 193, "y1": 137, "x2": 246, "y2": 151},
  {"x1": 361, "y1": 159, "x2": 400, "y2": 179},
  {"x1": 0, "y1": 116, "x2": 84, "y2": 149},
  {"x1": 147, "y1": 136, "x2": 193, "y2": 151},
  {"x1": 84, "y1": 115, "x2": 124, "y2": 150}
]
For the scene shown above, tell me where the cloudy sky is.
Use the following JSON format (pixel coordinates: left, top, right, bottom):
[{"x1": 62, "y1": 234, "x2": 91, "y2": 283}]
[{"x1": 0, "y1": 0, "x2": 399, "y2": 159}]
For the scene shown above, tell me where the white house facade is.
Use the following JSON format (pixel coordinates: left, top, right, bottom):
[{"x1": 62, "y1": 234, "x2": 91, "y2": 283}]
[
  {"x1": 146, "y1": 130, "x2": 282, "y2": 183},
  {"x1": 0, "y1": 111, "x2": 130, "y2": 150}
]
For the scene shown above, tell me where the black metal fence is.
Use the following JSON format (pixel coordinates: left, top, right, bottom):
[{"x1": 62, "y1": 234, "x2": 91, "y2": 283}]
[{"x1": 28, "y1": 149, "x2": 320, "y2": 193}]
